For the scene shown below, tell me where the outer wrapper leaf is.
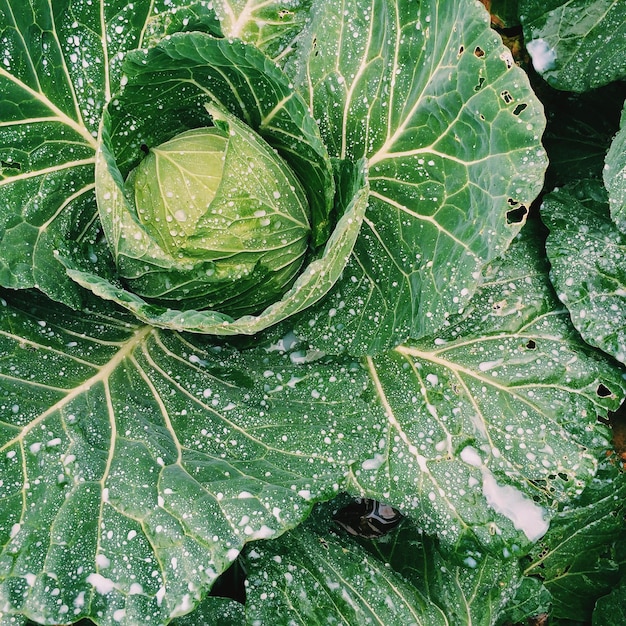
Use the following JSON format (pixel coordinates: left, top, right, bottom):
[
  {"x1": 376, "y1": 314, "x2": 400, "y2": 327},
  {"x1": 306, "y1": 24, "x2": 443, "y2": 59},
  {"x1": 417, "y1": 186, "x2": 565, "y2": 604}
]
[
  {"x1": 520, "y1": 0, "x2": 626, "y2": 91},
  {"x1": 352, "y1": 222, "x2": 625, "y2": 556},
  {"x1": 542, "y1": 179, "x2": 626, "y2": 365},
  {"x1": 0, "y1": 0, "x2": 221, "y2": 306},
  {"x1": 3, "y1": 220, "x2": 623, "y2": 624},
  {"x1": 211, "y1": 0, "x2": 313, "y2": 61},
  {"x1": 0, "y1": 290, "x2": 382, "y2": 626},
  {"x1": 244, "y1": 498, "x2": 521, "y2": 626},
  {"x1": 244, "y1": 506, "x2": 450, "y2": 626},
  {"x1": 523, "y1": 456, "x2": 626, "y2": 621},
  {"x1": 592, "y1": 578, "x2": 626, "y2": 626},
  {"x1": 288, "y1": 0, "x2": 547, "y2": 353},
  {"x1": 604, "y1": 100, "x2": 626, "y2": 233}
]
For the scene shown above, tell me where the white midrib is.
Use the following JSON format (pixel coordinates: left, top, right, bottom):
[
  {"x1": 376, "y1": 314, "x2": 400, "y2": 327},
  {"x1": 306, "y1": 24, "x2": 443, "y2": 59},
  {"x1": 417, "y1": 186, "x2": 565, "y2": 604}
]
[
  {"x1": 0, "y1": 67, "x2": 97, "y2": 149},
  {"x1": 365, "y1": 356, "x2": 429, "y2": 474},
  {"x1": 226, "y1": 0, "x2": 273, "y2": 39},
  {"x1": 2, "y1": 325, "x2": 153, "y2": 451}
]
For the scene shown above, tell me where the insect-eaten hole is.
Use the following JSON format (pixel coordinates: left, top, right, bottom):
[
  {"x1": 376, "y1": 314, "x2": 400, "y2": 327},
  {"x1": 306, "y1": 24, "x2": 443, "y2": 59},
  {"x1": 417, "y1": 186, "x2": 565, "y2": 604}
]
[
  {"x1": 597, "y1": 383, "x2": 612, "y2": 398},
  {"x1": 474, "y1": 76, "x2": 485, "y2": 92},
  {"x1": 506, "y1": 205, "x2": 527, "y2": 224},
  {"x1": 500, "y1": 90, "x2": 514, "y2": 104},
  {"x1": 474, "y1": 46, "x2": 485, "y2": 58},
  {"x1": 512, "y1": 103, "x2": 527, "y2": 116},
  {"x1": 458, "y1": 45, "x2": 465, "y2": 56},
  {"x1": 1, "y1": 160, "x2": 21, "y2": 171},
  {"x1": 525, "y1": 339, "x2": 536, "y2": 350}
]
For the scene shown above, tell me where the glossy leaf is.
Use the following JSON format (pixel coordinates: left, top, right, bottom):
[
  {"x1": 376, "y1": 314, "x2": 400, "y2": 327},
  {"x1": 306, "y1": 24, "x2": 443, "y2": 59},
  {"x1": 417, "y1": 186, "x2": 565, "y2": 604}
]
[
  {"x1": 523, "y1": 456, "x2": 626, "y2": 621},
  {"x1": 542, "y1": 179, "x2": 626, "y2": 365},
  {"x1": 592, "y1": 578, "x2": 626, "y2": 626},
  {"x1": 244, "y1": 500, "x2": 448, "y2": 626},
  {"x1": 244, "y1": 498, "x2": 522, "y2": 626},
  {"x1": 604, "y1": 100, "x2": 626, "y2": 233},
  {"x1": 520, "y1": 0, "x2": 626, "y2": 91},
  {"x1": 0, "y1": 290, "x2": 380, "y2": 625},
  {"x1": 0, "y1": 0, "x2": 220, "y2": 306},
  {"x1": 288, "y1": 0, "x2": 547, "y2": 352},
  {"x1": 361, "y1": 517, "x2": 522, "y2": 626},
  {"x1": 211, "y1": 0, "x2": 313, "y2": 60},
  {"x1": 353, "y1": 222, "x2": 625, "y2": 556}
]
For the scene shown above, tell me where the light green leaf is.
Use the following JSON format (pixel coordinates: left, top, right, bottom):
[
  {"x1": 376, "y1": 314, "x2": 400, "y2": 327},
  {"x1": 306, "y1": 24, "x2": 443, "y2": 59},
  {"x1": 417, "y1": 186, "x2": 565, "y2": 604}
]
[
  {"x1": 604, "y1": 100, "x2": 626, "y2": 233},
  {"x1": 211, "y1": 0, "x2": 312, "y2": 61},
  {"x1": 523, "y1": 455, "x2": 626, "y2": 621},
  {"x1": 520, "y1": 0, "x2": 626, "y2": 91},
  {"x1": 69, "y1": 154, "x2": 366, "y2": 335},
  {"x1": 288, "y1": 0, "x2": 547, "y2": 353},
  {"x1": 100, "y1": 32, "x2": 335, "y2": 247},
  {"x1": 352, "y1": 222, "x2": 625, "y2": 555},
  {"x1": 541, "y1": 179, "x2": 626, "y2": 365},
  {"x1": 0, "y1": 0, "x2": 220, "y2": 306},
  {"x1": 0, "y1": 291, "x2": 381, "y2": 625}
]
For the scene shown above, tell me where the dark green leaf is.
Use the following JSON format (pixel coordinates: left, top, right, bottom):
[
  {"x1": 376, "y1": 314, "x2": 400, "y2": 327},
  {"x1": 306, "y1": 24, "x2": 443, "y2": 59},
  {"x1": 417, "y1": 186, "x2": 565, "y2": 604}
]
[
  {"x1": 541, "y1": 82, "x2": 626, "y2": 187},
  {"x1": 0, "y1": 290, "x2": 381, "y2": 625},
  {"x1": 244, "y1": 501, "x2": 449, "y2": 626},
  {"x1": 0, "y1": 1, "x2": 220, "y2": 305},
  {"x1": 355, "y1": 221, "x2": 625, "y2": 556},
  {"x1": 520, "y1": 0, "x2": 626, "y2": 91},
  {"x1": 542, "y1": 179, "x2": 626, "y2": 365},
  {"x1": 287, "y1": 0, "x2": 547, "y2": 353},
  {"x1": 592, "y1": 577, "x2": 626, "y2": 626},
  {"x1": 523, "y1": 455, "x2": 626, "y2": 621},
  {"x1": 604, "y1": 100, "x2": 626, "y2": 233},
  {"x1": 496, "y1": 575, "x2": 552, "y2": 625},
  {"x1": 244, "y1": 498, "x2": 521, "y2": 626}
]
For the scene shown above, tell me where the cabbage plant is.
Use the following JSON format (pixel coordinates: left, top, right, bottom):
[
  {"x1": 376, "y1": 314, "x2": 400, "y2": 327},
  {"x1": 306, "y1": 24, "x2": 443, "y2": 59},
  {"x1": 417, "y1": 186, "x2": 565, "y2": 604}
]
[{"x1": 1, "y1": 1, "x2": 625, "y2": 625}]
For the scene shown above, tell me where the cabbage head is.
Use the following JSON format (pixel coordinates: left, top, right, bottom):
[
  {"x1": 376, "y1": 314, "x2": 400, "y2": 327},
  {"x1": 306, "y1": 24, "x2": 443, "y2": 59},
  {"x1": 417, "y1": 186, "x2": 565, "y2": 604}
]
[{"x1": 114, "y1": 115, "x2": 311, "y2": 316}]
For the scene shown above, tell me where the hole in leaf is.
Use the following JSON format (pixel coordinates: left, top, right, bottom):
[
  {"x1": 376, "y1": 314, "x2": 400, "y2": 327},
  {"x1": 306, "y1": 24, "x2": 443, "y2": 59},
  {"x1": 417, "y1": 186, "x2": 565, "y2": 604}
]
[
  {"x1": 1, "y1": 160, "x2": 21, "y2": 171},
  {"x1": 506, "y1": 205, "x2": 527, "y2": 224},
  {"x1": 513, "y1": 103, "x2": 528, "y2": 116},
  {"x1": 507, "y1": 197, "x2": 519, "y2": 206},
  {"x1": 140, "y1": 144, "x2": 149, "y2": 154},
  {"x1": 525, "y1": 339, "x2": 536, "y2": 350},
  {"x1": 474, "y1": 46, "x2": 485, "y2": 58},
  {"x1": 479, "y1": 113, "x2": 486, "y2": 121},
  {"x1": 500, "y1": 90, "x2": 514, "y2": 104},
  {"x1": 500, "y1": 52, "x2": 514, "y2": 69},
  {"x1": 557, "y1": 472, "x2": 569, "y2": 481},
  {"x1": 474, "y1": 76, "x2": 485, "y2": 92},
  {"x1": 458, "y1": 45, "x2": 465, "y2": 55},
  {"x1": 597, "y1": 383, "x2": 612, "y2": 398},
  {"x1": 333, "y1": 498, "x2": 403, "y2": 538},
  {"x1": 210, "y1": 557, "x2": 246, "y2": 604}
]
